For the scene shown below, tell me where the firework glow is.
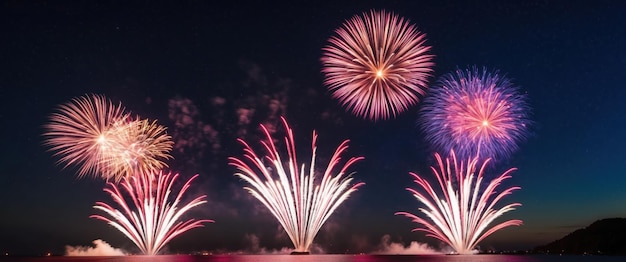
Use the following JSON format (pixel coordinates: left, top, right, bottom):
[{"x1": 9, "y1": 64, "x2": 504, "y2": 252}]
[
  {"x1": 44, "y1": 94, "x2": 173, "y2": 181},
  {"x1": 91, "y1": 171, "x2": 212, "y2": 255},
  {"x1": 228, "y1": 117, "x2": 364, "y2": 253},
  {"x1": 321, "y1": 9, "x2": 434, "y2": 121},
  {"x1": 419, "y1": 67, "x2": 530, "y2": 161},
  {"x1": 396, "y1": 151, "x2": 522, "y2": 255}
]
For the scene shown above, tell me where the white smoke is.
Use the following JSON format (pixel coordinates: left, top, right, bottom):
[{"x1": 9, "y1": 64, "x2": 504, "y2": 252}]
[
  {"x1": 240, "y1": 233, "x2": 325, "y2": 254},
  {"x1": 374, "y1": 234, "x2": 440, "y2": 255},
  {"x1": 243, "y1": 234, "x2": 291, "y2": 254},
  {"x1": 65, "y1": 239, "x2": 127, "y2": 256}
]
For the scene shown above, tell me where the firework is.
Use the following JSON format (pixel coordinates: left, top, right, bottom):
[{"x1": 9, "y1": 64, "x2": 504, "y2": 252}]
[
  {"x1": 228, "y1": 117, "x2": 364, "y2": 253},
  {"x1": 321, "y1": 9, "x2": 434, "y2": 121},
  {"x1": 91, "y1": 171, "x2": 212, "y2": 255},
  {"x1": 419, "y1": 67, "x2": 530, "y2": 161},
  {"x1": 44, "y1": 94, "x2": 173, "y2": 181},
  {"x1": 100, "y1": 118, "x2": 173, "y2": 181},
  {"x1": 43, "y1": 94, "x2": 130, "y2": 179},
  {"x1": 396, "y1": 151, "x2": 522, "y2": 254}
]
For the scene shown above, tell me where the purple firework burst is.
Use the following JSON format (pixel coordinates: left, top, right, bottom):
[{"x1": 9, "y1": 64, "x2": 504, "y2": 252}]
[{"x1": 419, "y1": 67, "x2": 530, "y2": 161}]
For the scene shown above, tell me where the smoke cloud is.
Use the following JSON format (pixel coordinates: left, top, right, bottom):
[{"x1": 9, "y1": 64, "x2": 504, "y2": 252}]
[
  {"x1": 374, "y1": 234, "x2": 440, "y2": 255},
  {"x1": 167, "y1": 96, "x2": 217, "y2": 169},
  {"x1": 65, "y1": 239, "x2": 127, "y2": 256},
  {"x1": 238, "y1": 233, "x2": 326, "y2": 255},
  {"x1": 242, "y1": 234, "x2": 291, "y2": 254}
]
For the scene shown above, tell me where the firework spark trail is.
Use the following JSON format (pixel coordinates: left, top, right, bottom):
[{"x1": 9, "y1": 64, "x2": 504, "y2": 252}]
[
  {"x1": 419, "y1": 67, "x2": 530, "y2": 161},
  {"x1": 396, "y1": 151, "x2": 522, "y2": 254},
  {"x1": 44, "y1": 94, "x2": 174, "y2": 181},
  {"x1": 228, "y1": 117, "x2": 364, "y2": 253},
  {"x1": 91, "y1": 171, "x2": 213, "y2": 255},
  {"x1": 321, "y1": 9, "x2": 434, "y2": 121}
]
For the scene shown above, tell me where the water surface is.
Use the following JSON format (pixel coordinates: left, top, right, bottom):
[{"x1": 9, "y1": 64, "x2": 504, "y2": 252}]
[{"x1": 5, "y1": 254, "x2": 626, "y2": 262}]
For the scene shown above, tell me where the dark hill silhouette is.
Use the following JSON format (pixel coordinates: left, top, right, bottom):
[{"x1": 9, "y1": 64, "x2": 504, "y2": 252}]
[{"x1": 534, "y1": 218, "x2": 626, "y2": 255}]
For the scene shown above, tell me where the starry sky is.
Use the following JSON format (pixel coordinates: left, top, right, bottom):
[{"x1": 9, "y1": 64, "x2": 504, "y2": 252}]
[{"x1": 2, "y1": 0, "x2": 626, "y2": 256}]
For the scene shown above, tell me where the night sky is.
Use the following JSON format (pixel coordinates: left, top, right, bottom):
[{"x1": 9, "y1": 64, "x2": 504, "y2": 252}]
[{"x1": 2, "y1": 0, "x2": 626, "y2": 256}]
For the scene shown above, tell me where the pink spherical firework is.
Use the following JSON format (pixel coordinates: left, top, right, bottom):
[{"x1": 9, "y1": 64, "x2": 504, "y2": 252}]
[
  {"x1": 419, "y1": 67, "x2": 530, "y2": 161},
  {"x1": 321, "y1": 9, "x2": 434, "y2": 121},
  {"x1": 43, "y1": 94, "x2": 130, "y2": 179}
]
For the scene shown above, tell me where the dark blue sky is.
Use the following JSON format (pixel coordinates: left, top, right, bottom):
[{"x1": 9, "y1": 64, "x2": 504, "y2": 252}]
[{"x1": 2, "y1": 0, "x2": 626, "y2": 256}]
